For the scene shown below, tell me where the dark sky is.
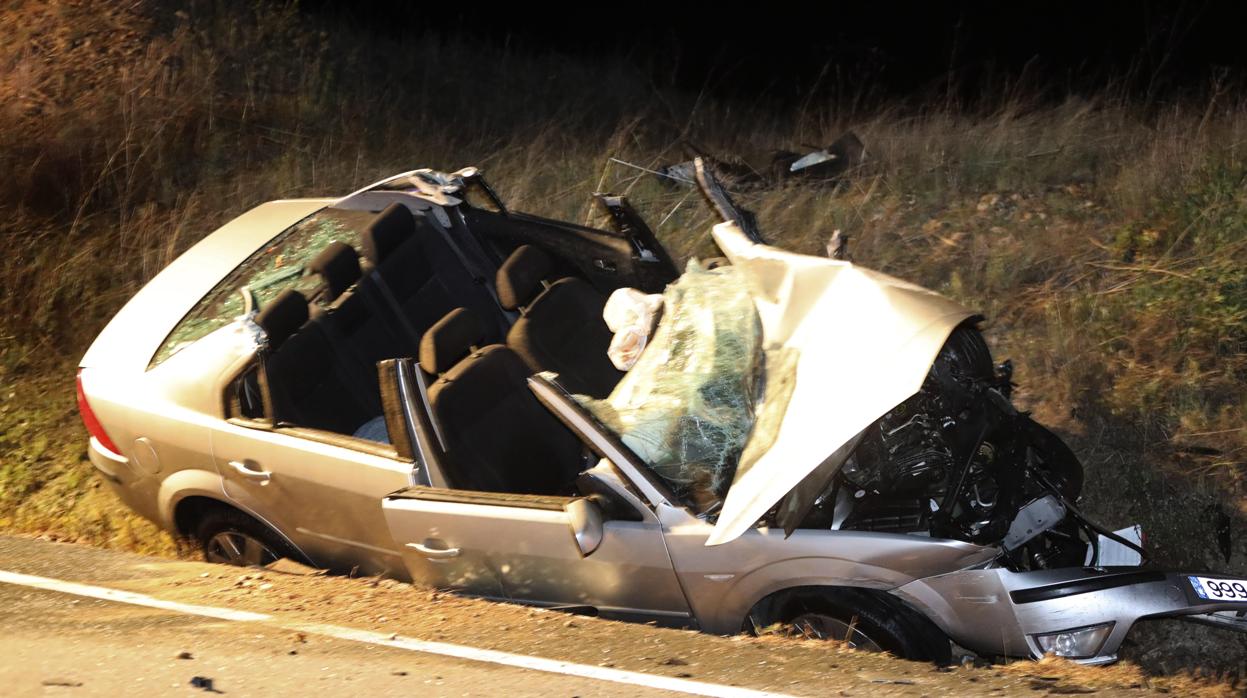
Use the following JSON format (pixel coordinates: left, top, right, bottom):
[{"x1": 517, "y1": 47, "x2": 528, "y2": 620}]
[{"x1": 312, "y1": 1, "x2": 1247, "y2": 103}]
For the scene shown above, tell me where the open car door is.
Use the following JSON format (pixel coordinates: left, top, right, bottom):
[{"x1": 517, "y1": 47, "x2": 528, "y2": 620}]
[{"x1": 377, "y1": 359, "x2": 693, "y2": 625}]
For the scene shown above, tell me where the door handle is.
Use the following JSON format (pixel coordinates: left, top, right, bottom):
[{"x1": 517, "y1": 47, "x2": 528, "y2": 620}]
[
  {"x1": 228, "y1": 460, "x2": 271, "y2": 483},
  {"x1": 406, "y1": 542, "x2": 460, "y2": 559}
]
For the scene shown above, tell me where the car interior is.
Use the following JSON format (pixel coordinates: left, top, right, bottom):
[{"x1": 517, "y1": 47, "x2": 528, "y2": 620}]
[
  {"x1": 248, "y1": 198, "x2": 636, "y2": 496},
  {"x1": 497, "y1": 245, "x2": 623, "y2": 398}
]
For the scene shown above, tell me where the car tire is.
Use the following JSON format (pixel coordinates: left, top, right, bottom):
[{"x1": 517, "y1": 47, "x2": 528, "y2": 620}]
[
  {"x1": 778, "y1": 588, "x2": 952, "y2": 664},
  {"x1": 194, "y1": 507, "x2": 304, "y2": 569}
]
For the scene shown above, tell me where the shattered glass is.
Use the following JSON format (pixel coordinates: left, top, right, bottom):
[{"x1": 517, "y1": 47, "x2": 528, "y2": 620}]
[
  {"x1": 574, "y1": 261, "x2": 764, "y2": 512},
  {"x1": 151, "y1": 211, "x2": 364, "y2": 366},
  {"x1": 737, "y1": 346, "x2": 799, "y2": 475}
]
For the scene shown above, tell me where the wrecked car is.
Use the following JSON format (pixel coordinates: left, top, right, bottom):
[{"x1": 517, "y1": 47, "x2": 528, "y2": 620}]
[{"x1": 78, "y1": 161, "x2": 1247, "y2": 665}]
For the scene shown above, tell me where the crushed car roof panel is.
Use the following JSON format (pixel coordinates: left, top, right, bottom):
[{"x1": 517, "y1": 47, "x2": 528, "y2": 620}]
[{"x1": 706, "y1": 221, "x2": 976, "y2": 545}]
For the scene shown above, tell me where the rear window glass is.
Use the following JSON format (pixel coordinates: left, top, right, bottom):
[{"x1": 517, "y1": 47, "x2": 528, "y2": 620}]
[{"x1": 149, "y1": 210, "x2": 366, "y2": 368}]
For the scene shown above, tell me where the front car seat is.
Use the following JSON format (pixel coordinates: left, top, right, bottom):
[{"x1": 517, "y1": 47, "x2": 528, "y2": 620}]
[
  {"x1": 496, "y1": 245, "x2": 622, "y2": 398},
  {"x1": 419, "y1": 307, "x2": 584, "y2": 495}
]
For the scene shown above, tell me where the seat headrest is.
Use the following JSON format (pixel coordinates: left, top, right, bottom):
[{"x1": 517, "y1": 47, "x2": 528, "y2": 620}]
[
  {"x1": 256, "y1": 289, "x2": 309, "y2": 350},
  {"x1": 307, "y1": 241, "x2": 362, "y2": 301},
  {"x1": 496, "y1": 245, "x2": 554, "y2": 311},
  {"x1": 419, "y1": 307, "x2": 485, "y2": 374},
  {"x1": 362, "y1": 203, "x2": 415, "y2": 265}
]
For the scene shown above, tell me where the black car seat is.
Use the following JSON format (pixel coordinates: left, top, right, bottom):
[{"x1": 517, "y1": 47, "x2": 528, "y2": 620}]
[
  {"x1": 360, "y1": 203, "x2": 505, "y2": 344},
  {"x1": 419, "y1": 307, "x2": 583, "y2": 495},
  {"x1": 496, "y1": 245, "x2": 622, "y2": 398},
  {"x1": 306, "y1": 240, "x2": 414, "y2": 367},
  {"x1": 256, "y1": 289, "x2": 378, "y2": 435}
]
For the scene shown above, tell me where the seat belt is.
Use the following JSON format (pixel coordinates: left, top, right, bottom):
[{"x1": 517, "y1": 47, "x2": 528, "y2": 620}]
[
  {"x1": 427, "y1": 214, "x2": 489, "y2": 290},
  {"x1": 427, "y1": 212, "x2": 512, "y2": 331},
  {"x1": 359, "y1": 274, "x2": 422, "y2": 350}
]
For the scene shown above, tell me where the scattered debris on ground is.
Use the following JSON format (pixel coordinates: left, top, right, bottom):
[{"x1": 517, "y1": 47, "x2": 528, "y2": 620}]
[
  {"x1": 655, "y1": 132, "x2": 866, "y2": 188},
  {"x1": 188, "y1": 676, "x2": 222, "y2": 693}
]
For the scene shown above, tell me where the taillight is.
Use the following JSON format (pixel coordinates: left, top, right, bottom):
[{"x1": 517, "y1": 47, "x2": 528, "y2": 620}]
[{"x1": 76, "y1": 369, "x2": 123, "y2": 457}]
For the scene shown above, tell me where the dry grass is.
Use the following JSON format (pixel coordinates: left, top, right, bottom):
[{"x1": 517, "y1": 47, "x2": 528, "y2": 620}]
[{"x1": 0, "y1": 0, "x2": 1245, "y2": 673}]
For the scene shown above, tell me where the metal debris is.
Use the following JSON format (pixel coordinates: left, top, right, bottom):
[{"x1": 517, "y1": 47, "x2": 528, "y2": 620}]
[{"x1": 654, "y1": 132, "x2": 865, "y2": 189}]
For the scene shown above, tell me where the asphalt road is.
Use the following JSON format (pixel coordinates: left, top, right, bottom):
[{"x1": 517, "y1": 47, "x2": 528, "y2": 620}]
[
  {"x1": 0, "y1": 582, "x2": 674, "y2": 697},
  {"x1": 0, "y1": 535, "x2": 694, "y2": 697},
  {"x1": 0, "y1": 534, "x2": 1213, "y2": 697}
]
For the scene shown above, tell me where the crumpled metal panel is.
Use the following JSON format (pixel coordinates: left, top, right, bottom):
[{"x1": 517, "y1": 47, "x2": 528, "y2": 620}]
[{"x1": 706, "y1": 222, "x2": 976, "y2": 545}]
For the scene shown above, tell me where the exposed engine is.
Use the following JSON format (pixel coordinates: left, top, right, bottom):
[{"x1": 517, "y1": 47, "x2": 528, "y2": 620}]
[{"x1": 803, "y1": 323, "x2": 1111, "y2": 571}]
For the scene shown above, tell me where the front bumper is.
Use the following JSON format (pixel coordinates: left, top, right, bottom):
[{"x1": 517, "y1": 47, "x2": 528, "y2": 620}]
[{"x1": 894, "y1": 566, "x2": 1247, "y2": 663}]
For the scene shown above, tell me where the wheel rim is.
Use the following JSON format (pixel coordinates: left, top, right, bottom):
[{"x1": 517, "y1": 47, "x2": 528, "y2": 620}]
[
  {"x1": 204, "y1": 530, "x2": 280, "y2": 567},
  {"x1": 788, "y1": 613, "x2": 884, "y2": 652}
]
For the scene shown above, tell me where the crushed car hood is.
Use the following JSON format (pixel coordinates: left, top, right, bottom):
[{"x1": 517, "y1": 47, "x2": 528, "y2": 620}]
[{"x1": 706, "y1": 222, "x2": 976, "y2": 545}]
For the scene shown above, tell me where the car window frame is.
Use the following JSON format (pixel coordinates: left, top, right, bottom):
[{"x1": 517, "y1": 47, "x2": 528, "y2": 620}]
[
  {"x1": 525, "y1": 374, "x2": 679, "y2": 510},
  {"x1": 220, "y1": 354, "x2": 415, "y2": 465},
  {"x1": 383, "y1": 358, "x2": 663, "y2": 515}
]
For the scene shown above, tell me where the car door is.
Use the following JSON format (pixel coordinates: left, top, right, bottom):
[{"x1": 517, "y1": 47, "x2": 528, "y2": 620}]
[
  {"x1": 210, "y1": 421, "x2": 415, "y2": 577},
  {"x1": 381, "y1": 483, "x2": 693, "y2": 625},
  {"x1": 376, "y1": 358, "x2": 691, "y2": 622}
]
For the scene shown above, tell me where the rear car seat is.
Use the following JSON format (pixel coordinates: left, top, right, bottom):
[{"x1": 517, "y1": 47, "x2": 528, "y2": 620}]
[
  {"x1": 255, "y1": 289, "x2": 378, "y2": 436},
  {"x1": 496, "y1": 245, "x2": 622, "y2": 398},
  {"x1": 361, "y1": 203, "x2": 506, "y2": 344},
  {"x1": 307, "y1": 240, "x2": 413, "y2": 366},
  {"x1": 419, "y1": 307, "x2": 584, "y2": 495}
]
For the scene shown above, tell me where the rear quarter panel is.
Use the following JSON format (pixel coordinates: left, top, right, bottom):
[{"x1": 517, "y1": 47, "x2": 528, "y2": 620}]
[
  {"x1": 84, "y1": 323, "x2": 257, "y2": 529},
  {"x1": 79, "y1": 198, "x2": 331, "y2": 528}
]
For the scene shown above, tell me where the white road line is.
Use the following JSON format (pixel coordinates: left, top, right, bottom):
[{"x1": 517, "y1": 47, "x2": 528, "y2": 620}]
[
  {"x1": 0, "y1": 570, "x2": 271, "y2": 621},
  {"x1": 0, "y1": 569, "x2": 794, "y2": 698}
]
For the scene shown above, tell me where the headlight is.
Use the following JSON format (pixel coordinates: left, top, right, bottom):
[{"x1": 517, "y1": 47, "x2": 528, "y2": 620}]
[{"x1": 1033, "y1": 623, "x2": 1114, "y2": 659}]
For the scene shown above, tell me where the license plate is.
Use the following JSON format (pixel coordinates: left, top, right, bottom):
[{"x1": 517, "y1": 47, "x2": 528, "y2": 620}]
[{"x1": 1189, "y1": 576, "x2": 1247, "y2": 601}]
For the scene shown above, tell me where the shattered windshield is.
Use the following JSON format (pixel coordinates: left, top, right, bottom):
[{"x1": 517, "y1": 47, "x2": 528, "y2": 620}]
[
  {"x1": 150, "y1": 210, "x2": 363, "y2": 367},
  {"x1": 573, "y1": 262, "x2": 766, "y2": 512}
]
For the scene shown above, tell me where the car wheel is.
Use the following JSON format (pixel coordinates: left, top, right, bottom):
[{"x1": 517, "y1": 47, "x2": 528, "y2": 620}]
[
  {"x1": 788, "y1": 612, "x2": 885, "y2": 651},
  {"x1": 780, "y1": 588, "x2": 952, "y2": 663},
  {"x1": 194, "y1": 508, "x2": 302, "y2": 568}
]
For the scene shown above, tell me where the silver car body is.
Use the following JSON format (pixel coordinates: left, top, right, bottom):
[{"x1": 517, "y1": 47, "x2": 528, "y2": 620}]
[{"x1": 80, "y1": 168, "x2": 1247, "y2": 663}]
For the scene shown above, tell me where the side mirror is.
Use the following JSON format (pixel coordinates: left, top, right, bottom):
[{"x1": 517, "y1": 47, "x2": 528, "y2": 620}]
[{"x1": 565, "y1": 497, "x2": 604, "y2": 558}]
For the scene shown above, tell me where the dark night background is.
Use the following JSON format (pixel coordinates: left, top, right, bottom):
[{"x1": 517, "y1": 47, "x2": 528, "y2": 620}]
[{"x1": 307, "y1": 1, "x2": 1247, "y2": 104}]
